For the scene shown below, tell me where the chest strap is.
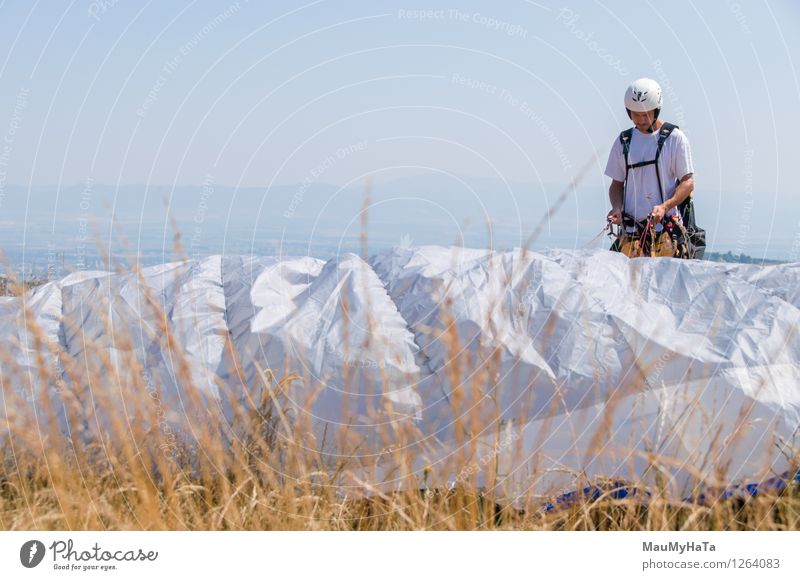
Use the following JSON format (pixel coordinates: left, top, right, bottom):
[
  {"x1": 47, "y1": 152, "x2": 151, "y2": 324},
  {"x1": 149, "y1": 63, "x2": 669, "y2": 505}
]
[{"x1": 619, "y1": 122, "x2": 677, "y2": 209}]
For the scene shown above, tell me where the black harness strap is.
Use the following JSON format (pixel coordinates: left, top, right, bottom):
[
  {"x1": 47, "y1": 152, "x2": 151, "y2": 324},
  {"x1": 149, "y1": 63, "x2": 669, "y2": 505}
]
[{"x1": 619, "y1": 128, "x2": 633, "y2": 212}]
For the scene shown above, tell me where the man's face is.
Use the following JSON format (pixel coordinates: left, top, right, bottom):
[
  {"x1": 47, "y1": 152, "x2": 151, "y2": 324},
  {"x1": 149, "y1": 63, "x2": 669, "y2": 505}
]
[{"x1": 631, "y1": 109, "x2": 656, "y2": 132}]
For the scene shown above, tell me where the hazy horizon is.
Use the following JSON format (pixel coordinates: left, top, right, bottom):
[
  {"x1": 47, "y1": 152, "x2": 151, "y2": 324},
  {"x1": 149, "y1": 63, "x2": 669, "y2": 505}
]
[{"x1": 0, "y1": 171, "x2": 795, "y2": 276}]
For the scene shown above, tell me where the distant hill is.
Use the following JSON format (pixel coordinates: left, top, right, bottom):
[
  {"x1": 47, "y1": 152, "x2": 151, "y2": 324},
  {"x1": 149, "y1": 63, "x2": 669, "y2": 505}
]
[{"x1": 704, "y1": 251, "x2": 785, "y2": 265}]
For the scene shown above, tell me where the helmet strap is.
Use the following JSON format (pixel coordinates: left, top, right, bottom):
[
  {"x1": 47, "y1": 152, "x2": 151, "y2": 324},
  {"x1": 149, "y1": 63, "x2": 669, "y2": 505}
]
[{"x1": 646, "y1": 108, "x2": 661, "y2": 133}]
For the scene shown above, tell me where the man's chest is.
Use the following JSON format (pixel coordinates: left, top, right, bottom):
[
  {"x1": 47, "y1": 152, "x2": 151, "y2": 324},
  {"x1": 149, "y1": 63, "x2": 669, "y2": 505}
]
[{"x1": 627, "y1": 137, "x2": 661, "y2": 165}]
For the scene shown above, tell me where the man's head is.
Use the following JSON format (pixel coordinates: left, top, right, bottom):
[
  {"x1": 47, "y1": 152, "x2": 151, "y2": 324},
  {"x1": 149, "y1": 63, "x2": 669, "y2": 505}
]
[{"x1": 625, "y1": 78, "x2": 662, "y2": 133}]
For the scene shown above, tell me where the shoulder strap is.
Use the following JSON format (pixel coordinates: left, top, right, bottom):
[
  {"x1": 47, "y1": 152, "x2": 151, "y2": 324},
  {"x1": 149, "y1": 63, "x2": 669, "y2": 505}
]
[
  {"x1": 619, "y1": 128, "x2": 634, "y2": 213},
  {"x1": 654, "y1": 122, "x2": 677, "y2": 204},
  {"x1": 655, "y1": 122, "x2": 677, "y2": 161},
  {"x1": 619, "y1": 128, "x2": 634, "y2": 167}
]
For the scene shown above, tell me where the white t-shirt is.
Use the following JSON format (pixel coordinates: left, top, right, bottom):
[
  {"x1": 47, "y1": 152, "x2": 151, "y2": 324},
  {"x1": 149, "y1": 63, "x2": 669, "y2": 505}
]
[{"x1": 604, "y1": 125, "x2": 694, "y2": 221}]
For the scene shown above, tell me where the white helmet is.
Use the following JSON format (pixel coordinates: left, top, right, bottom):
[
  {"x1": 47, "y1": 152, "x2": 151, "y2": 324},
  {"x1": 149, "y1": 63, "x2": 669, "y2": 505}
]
[{"x1": 624, "y1": 78, "x2": 662, "y2": 113}]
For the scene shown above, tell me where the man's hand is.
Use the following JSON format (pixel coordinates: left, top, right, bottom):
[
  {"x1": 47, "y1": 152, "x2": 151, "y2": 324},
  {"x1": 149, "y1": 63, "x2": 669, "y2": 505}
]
[
  {"x1": 607, "y1": 207, "x2": 622, "y2": 225},
  {"x1": 650, "y1": 203, "x2": 667, "y2": 223}
]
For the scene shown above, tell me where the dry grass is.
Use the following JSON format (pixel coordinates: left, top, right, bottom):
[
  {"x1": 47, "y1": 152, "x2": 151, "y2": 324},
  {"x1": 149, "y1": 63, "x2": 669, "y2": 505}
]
[
  {"x1": 0, "y1": 274, "x2": 47, "y2": 297},
  {"x1": 2, "y1": 426, "x2": 798, "y2": 530}
]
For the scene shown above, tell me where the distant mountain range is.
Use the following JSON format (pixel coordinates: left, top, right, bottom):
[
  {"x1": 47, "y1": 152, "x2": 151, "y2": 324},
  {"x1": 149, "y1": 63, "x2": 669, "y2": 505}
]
[
  {"x1": 0, "y1": 174, "x2": 796, "y2": 261},
  {"x1": 704, "y1": 251, "x2": 785, "y2": 265}
]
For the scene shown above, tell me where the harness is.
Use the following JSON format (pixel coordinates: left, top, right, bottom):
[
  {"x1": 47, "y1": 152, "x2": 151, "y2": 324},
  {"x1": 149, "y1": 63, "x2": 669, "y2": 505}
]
[
  {"x1": 609, "y1": 212, "x2": 690, "y2": 258},
  {"x1": 610, "y1": 122, "x2": 705, "y2": 259},
  {"x1": 620, "y1": 122, "x2": 676, "y2": 216}
]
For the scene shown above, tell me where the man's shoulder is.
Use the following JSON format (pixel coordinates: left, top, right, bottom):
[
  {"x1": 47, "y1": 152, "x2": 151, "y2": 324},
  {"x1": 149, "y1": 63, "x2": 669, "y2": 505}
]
[
  {"x1": 609, "y1": 131, "x2": 626, "y2": 151},
  {"x1": 663, "y1": 123, "x2": 689, "y2": 142}
]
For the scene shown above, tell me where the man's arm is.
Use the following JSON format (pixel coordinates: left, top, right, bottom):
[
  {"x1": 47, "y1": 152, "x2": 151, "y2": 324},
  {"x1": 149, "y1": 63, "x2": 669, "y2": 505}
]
[
  {"x1": 607, "y1": 179, "x2": 624, "y2": 224},
  {"x1": 652, "y1": 173, "x2": 694, "y2": 222}
]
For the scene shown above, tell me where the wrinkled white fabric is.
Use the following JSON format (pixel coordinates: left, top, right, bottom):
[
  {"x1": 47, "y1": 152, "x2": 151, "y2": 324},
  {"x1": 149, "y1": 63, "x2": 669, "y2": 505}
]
[{"x1": 1, "y1": 247, "x2": 798, "y2": 497}]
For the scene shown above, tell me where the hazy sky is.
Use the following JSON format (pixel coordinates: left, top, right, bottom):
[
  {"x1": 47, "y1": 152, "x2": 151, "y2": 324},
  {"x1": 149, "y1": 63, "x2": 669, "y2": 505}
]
[
  {"x1": 0, "y1": 0, "x2": 796, "y2": 186},
  {"x1": 0, "y1": 1, "x2": 799, "y2": 261}
]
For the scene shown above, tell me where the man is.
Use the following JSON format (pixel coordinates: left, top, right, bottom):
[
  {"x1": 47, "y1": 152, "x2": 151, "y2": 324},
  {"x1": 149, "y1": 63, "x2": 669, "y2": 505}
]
[{"x1": 605, "y1": 78, "x2": 701, "y2": 258}]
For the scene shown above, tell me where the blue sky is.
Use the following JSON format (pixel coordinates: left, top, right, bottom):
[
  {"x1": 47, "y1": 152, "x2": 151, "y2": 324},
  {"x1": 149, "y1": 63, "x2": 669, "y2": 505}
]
[{"x1": 0, "y1": 0, "x2": 799, "y2": 261}]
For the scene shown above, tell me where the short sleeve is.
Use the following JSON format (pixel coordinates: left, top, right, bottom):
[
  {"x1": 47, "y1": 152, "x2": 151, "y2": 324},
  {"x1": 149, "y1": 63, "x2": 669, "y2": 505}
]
[
  {"x1": 671, "y1": 129, "x2": 694, "y2": 180},
  {"x1": 604, "y1": 137, "x2": 626, "y2": 182}
]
